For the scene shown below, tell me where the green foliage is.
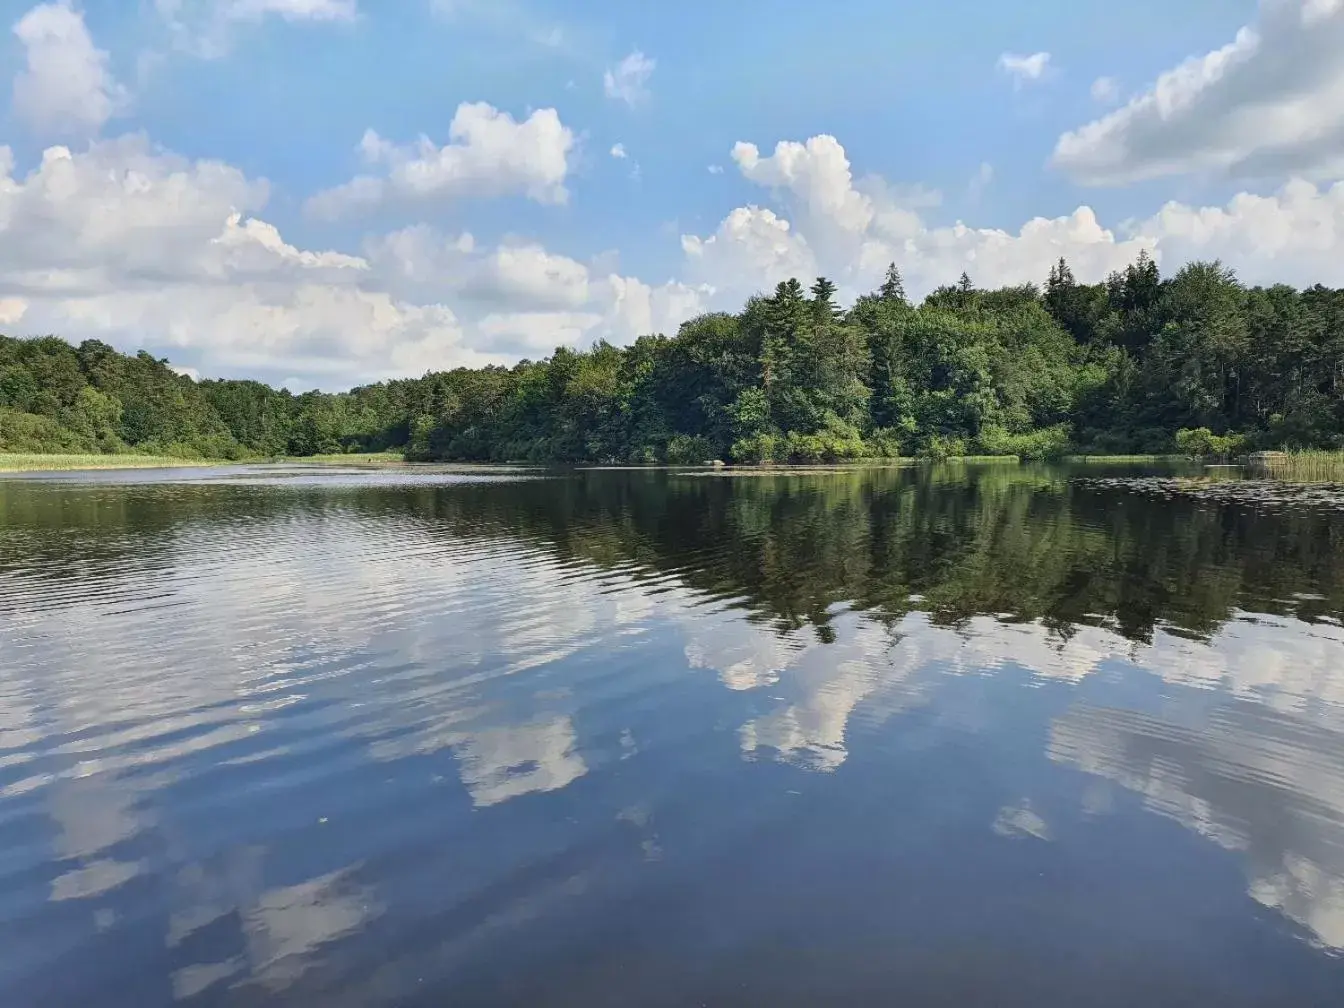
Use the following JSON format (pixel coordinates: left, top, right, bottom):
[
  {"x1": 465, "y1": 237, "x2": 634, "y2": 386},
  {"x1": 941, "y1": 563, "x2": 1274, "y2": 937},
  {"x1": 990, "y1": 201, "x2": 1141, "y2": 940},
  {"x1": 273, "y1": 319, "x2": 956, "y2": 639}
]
[
  {"x1": 865, "y1": 428, "x2": 904, "y2": 459},
  {"x1": 977, "y1": 424, "x2": 1072, "y2": 460},
  {"x1": 666, "y1": 434, "x2": 717, "y2": 465},
  {"x1": 1175, "y1": 427, "x2": 1248, "y2": 458},
  {"x1": 731, "y1": 432, "x2": 782, "y2": 464},
  {"x1": 5, "y1": 254, "x2": 1344, "y2": 464},
  {"x1": 0, "y1": 334, "x2": 420, "y2": 460},
  {"x1": 1, "y1": 408, "x2": 93, "y2": 453},
  {"x1": 924, "y1": 435, "x2": 968, "y2": 460},
  {"x1": 782, "y1": 415, "x2": 868, "y2": 463}
]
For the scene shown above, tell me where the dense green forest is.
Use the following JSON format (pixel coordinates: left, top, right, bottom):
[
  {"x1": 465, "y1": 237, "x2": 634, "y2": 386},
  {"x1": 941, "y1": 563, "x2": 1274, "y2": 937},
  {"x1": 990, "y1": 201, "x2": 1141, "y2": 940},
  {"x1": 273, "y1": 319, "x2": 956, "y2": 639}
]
[{"x1": 3, "y1": 254, "x2": 1343, "y2": 462}]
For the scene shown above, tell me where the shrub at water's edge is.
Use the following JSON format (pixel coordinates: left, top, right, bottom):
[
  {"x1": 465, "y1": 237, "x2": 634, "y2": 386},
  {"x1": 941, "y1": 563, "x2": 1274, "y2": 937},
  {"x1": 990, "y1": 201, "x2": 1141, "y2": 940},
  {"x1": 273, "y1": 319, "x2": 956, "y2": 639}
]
[
  {"x1": 1175, "y1": 427, "x2": 1249, "y2": 459},
  {"x1": 4, "y1": 254, "x2": 1344, "y2": 465}
]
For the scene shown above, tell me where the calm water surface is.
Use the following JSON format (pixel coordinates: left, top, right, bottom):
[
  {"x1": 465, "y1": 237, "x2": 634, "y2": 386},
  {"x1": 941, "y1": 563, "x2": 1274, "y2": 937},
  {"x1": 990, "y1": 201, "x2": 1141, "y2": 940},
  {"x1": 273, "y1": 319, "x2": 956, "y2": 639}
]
[{"x1": 2, "y1": 462, "x2": 1344, "y2": 1006}]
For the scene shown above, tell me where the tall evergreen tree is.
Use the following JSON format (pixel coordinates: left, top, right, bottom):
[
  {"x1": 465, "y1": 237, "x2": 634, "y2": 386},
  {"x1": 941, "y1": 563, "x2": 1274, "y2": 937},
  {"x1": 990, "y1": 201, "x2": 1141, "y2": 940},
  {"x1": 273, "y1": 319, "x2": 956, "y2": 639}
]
[
  {"x1": 811, "y1": 277, "x2": 841, "y2": 320},
  {"x1": 879, "y1": 263, "x2": 907, "y2": 304},
  {"x1": 761, "y1": 279, "x2": 808, "y2": 395},
  {"x1": 1106, "y1": 250, "x2": 1164, "y2": 353}
]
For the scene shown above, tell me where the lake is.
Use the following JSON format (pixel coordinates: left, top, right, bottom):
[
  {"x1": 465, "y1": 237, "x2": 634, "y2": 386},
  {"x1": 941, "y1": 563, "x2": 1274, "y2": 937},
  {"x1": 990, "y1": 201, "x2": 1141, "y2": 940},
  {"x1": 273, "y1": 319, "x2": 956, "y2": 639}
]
[{"x1": 2, "y1": 461, "x2": 1343, "y2": 1006}]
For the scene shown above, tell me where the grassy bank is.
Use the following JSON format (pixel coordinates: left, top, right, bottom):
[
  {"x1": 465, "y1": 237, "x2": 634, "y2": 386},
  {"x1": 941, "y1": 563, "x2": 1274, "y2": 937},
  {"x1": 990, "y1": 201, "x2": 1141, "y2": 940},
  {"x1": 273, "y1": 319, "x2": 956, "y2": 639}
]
[
  {"x1": 1248, "y1": 451, "x2": 1344, "y2": 482},
  {"x1": 1067, "y1": 454, "x2": 1177, "y2": 463},
  {"x1": 276, "y1": 451, "x2": 407, "y2": 465},
  {"x1": 4, "y1": 449, "x2": 1333, "y2": 479},
  {"x1": 0, "y1": 453, "x2": 230, "y2": 472},
  {"x1": 0, "y1": 450, "x2": 406, "y2": 473}
]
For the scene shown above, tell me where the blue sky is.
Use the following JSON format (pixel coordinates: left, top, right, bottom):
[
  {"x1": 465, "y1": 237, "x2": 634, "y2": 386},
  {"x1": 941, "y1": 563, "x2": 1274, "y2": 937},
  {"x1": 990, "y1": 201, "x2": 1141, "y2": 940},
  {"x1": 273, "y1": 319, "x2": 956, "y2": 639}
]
[{"x1": 1, "y1": 0, "x2": 1340, "y2": 389}]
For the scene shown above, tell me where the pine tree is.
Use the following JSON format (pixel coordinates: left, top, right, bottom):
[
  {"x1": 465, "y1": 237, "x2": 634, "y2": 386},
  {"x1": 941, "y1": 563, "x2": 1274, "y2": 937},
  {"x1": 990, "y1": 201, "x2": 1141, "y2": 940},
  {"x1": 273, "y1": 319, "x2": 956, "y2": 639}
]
[
  {"x1": 880, "y1": 263, "x2": 907, "y2": 304},
  {"x1": 1109, "y1": 250, "x2": 1164, "y2": 353},
  {"x1": 1047, "y1": 257, "x2": 1075, "y2": 296},
  {"x1": 1045, "y1": 257, "x2": 1077, "y2": 325},
  {"x1": 761, "y1": 279, "x2": 808, "y2": 393},
  {"x1": 811, "y1": 276, "x2": 840, "y2": 320}
]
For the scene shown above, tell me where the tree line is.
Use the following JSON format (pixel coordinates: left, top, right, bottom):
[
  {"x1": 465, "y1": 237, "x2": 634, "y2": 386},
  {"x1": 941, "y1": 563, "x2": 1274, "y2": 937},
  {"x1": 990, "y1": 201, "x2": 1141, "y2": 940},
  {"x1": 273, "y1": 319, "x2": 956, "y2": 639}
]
[{"x1": 3, "y1": 254, "x2": 1343, "y2": 461}]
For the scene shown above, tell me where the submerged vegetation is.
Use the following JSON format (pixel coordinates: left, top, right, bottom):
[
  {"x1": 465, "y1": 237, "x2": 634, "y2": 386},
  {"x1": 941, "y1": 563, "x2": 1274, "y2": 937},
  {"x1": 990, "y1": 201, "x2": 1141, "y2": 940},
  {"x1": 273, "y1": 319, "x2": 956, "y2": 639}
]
[
  {"x1": 1076, "y1": 475, "x2": 1344, "y2": 510},
  {"x1": 3, "y1": 254, "x2": 1344, "y2": 464}
]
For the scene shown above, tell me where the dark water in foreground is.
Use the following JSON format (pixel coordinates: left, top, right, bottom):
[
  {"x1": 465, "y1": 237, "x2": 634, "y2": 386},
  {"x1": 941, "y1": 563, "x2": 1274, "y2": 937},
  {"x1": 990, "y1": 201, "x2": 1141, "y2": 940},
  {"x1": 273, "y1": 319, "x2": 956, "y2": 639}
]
[{"x1": 2, "y1": 462, "x2": 1344, "y2": 1007}]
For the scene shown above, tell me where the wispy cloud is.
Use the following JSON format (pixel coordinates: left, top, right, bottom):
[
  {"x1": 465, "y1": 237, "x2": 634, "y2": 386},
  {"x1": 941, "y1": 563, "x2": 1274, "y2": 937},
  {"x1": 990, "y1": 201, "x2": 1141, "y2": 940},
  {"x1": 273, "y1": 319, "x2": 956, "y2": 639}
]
[
  {"x1": 1090, "y1": 76, "x2": 1121, "y2": 105},
  {"x1": 431, "y1": 0, "x2": 584, "y2": 59},
  {"x1": 152, "y1": 0, "x2": 358, "y2": 59},
  {"x1": 604, "y1": 50, "x2": 655, "y2": 106},
  {"x1": 967, "y1": 161, "x2": 994, "y2": 202},
  {"x1": 998, "y1": 51, "x2": 1052, "y2": 88}
]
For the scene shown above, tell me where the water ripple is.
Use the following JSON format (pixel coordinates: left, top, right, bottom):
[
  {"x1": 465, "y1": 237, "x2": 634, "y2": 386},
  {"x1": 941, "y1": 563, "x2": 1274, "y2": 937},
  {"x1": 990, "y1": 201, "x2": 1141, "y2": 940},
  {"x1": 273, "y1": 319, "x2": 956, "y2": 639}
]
[{"x1": 2, "y1": 465, "x2": 1344, "y2": 1004}]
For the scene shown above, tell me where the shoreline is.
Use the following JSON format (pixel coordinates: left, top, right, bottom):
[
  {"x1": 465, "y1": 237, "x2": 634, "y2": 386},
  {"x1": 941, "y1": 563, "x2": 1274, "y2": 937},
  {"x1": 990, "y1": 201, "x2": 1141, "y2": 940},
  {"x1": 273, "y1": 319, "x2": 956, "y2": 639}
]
[
  {"x1": 0, "y1": 454, "x2": 234, "y2": 473},
  {"x1": 6, "y1": 451, "x2": 1335, "y2": 476},
  {"x1": 0, "y1": 451, "x2": 1171, "y2": 475},
  {"x1": 0, "y1": 452, "x2": 407, "y2": 474}
]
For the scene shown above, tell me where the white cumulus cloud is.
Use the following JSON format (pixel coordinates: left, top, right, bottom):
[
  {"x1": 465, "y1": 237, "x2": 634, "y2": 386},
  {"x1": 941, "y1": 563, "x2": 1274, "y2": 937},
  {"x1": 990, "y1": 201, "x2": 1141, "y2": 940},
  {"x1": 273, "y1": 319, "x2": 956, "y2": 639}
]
[
  {"x1": 364, "y1": 227, "x2": 591, "y2": 311},
  {"x1": 732, "y1": 136, "x2": 875, "y2": 236},
  {"x1": 0, "y1": 138, "x2": 494, "y2": 387},
  {"x1": 11, "y1": 2, "x2": 127, "y2": 137},
  {"x1": 9, "y1": 122, "x2": 1344, "y2": 395},
  {"x1": 681, "y1": 206, "x2": 818, "y2": 299},
  {"x1": 306, "y1": 102, "x2": 575, "y2": 219},
  {"x1": 598, "y1": 274, "x2": 712, "y2": 345},
  {"x1": 1132, "y1": 177, "x2": 1344, "y2": 286},
  {"x1": 0, "y1": 134, "x2": 703, "y2": 388},
  {"x1": 366, "y1": 224, "x2": 707, "y2": 343},
  {"x1": 604, "y1": 50, "x2": 655, "y2": 106},
  {"x1": 682, "y1": 130, "x2": 1344, "y2": 308},
  {"x1": 1054, "y1": 0, "x2": 1344, "y2": 185},
  {"x1": 998, "y1": 51, "x2": 1052, "y2": 87},
  {"x1": 475, "y1": 310, "x2": 603, "y2": 356}
]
